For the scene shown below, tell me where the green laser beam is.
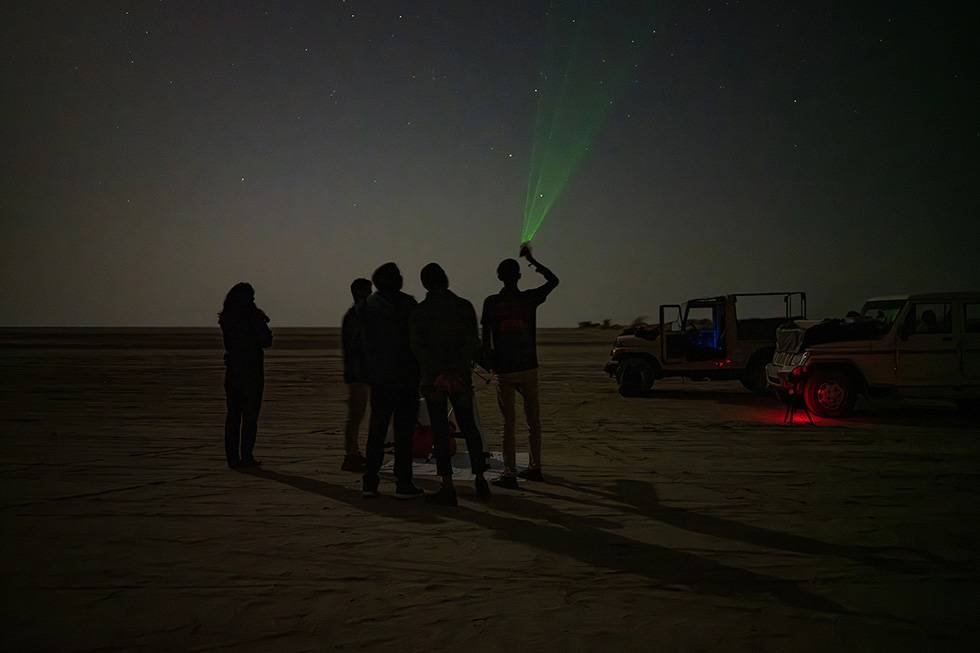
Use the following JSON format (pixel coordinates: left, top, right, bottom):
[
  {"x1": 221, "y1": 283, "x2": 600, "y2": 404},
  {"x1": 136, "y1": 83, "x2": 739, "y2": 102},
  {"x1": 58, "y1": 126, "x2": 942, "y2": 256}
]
[{"x1": 522, "y1": 0, "x2": 654, "y2": 244}]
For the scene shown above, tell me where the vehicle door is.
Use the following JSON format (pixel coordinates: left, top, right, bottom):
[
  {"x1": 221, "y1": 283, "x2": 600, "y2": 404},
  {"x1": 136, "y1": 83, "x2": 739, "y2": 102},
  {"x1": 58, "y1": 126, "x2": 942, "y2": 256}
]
[
  {"x1": 896, "y1": 302, "x2": 959, "y2": 383},
  {"x1": 684, "y1": 303, "x2": 725, "y2": 361},
  {"x1": 660, "y1": 304, "x2": 685, "y2": 363},
  {"x1": 962, "y1": 301, "x2": 980, "y2": 379}
]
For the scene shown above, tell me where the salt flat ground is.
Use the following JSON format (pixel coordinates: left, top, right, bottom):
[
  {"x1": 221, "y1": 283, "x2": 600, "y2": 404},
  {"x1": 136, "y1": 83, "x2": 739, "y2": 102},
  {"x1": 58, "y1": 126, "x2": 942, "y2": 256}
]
[{"x1": 1, "y1": 328, "x2": 978, "y2": 652}]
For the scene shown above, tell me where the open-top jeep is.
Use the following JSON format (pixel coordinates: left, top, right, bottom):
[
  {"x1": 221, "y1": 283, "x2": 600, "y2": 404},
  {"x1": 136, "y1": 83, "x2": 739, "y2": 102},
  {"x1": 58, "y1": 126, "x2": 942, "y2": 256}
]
[
  {"x1": 604, "y1": 292, "x2": 806, "y2": 396},
  {"x1": 767, "y1": 292, "x2": 980, "y2": 417}
]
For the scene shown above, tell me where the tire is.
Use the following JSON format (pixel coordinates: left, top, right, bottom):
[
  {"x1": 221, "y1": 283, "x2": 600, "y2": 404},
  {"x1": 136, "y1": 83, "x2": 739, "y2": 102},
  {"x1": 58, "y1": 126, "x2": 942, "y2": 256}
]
[
  {"x1": 803, "y1": 369, "x2": 858, "y2": 418},
  {"x1": 740, "y1": 350, "x2": 774, "y2": 396},
  {"x1": 618, "y1": 359, "x2": 654, "y2": 397}
]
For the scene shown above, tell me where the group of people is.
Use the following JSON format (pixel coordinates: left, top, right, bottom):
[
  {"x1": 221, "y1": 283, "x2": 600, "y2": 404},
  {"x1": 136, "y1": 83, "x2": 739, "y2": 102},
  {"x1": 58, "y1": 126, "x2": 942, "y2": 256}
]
[{"x1": 220, "y1": 247, "x2": 559, "y2": 506}]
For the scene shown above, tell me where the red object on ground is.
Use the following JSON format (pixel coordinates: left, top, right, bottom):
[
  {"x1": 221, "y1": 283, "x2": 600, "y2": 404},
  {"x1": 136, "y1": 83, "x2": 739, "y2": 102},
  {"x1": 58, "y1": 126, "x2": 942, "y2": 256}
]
[{"x1": 412, "y1": 423, "x2": 456, "y2": 458}]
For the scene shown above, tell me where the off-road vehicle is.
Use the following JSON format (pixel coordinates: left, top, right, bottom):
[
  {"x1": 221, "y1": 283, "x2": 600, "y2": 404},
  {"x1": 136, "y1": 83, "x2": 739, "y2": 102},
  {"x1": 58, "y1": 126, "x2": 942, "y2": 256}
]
[
  {"x1": 767, "y1": 292, "x2": 980, "y2": 417},
  {"x1": 604, "y1": 292, "x2": 806, "y2": 396}
]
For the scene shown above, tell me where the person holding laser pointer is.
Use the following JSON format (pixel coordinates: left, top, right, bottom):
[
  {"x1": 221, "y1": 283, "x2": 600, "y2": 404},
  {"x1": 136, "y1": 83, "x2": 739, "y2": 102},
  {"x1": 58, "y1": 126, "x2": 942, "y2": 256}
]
[{"x1": 481, "y1": 243, "x2": 559, "y2": 488}]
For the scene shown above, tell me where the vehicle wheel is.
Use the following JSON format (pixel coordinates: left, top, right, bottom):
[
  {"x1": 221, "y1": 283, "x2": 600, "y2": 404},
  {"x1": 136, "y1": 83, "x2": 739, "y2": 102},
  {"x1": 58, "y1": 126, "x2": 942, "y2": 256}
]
[
  {"x1": 618, "y1": 359, "x2": 654, "y2": 397},
  {"x1": 803, "y1": 369, "x2": 857, "y2": 418},
  {"x1": 740, "y1": 351, "x2": 773, "y2": 396}
]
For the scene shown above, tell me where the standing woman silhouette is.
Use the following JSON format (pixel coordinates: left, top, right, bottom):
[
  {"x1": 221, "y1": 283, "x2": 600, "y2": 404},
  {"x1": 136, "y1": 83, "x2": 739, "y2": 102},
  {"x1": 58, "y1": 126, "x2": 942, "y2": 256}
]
[{"x1": 219, "y1": 283, "x2": 273, "y2": 468}]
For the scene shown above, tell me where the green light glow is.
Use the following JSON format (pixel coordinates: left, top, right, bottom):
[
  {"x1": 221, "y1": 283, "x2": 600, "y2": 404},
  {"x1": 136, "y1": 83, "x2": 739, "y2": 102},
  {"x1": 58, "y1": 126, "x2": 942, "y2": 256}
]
[{"x1": 522, "y1": 1, "x2": 653, "y2": 244}]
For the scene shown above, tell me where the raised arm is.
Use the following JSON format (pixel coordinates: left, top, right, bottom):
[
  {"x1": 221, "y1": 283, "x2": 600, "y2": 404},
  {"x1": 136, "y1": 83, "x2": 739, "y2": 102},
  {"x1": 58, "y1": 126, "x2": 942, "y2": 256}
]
[{"x1": 523, "y1": 251, "x2": 559, "y2": 294}]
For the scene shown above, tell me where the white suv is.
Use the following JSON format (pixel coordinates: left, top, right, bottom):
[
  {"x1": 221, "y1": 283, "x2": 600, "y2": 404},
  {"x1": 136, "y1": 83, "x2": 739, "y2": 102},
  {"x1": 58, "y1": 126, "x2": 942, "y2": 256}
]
[{"x1": 766, "y1": 293, "x2": 980, "y2": 417}]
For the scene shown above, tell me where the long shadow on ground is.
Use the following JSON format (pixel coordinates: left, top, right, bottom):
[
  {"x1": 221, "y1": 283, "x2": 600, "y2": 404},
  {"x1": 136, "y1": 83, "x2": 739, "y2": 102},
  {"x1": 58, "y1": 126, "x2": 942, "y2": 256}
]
[
  {"x1": 541, "y1": 477, "x2": 967, "y2": 575},
  {"x1": 239, "y1": 467, "x2": 442, "y2": 525},
  {"x1": 244, "y1": 466, "x2": 857, "y2": 617}
]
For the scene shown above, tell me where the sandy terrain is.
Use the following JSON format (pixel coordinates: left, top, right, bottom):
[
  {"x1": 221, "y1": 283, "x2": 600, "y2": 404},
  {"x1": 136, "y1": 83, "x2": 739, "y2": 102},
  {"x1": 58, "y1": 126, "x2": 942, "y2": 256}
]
[{"x1": 1, "y1": 327, "x2": 978, "y2": 651}]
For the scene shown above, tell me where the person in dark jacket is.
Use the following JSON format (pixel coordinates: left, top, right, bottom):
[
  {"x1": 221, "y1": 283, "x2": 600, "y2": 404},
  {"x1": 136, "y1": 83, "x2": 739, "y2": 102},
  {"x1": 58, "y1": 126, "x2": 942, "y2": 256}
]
[
  {"x1": 357, "y1": 263, "x2": 425, "y2": 500},
  {"x1": 219, "y1": 282, "x2": 273, "y2": 468},
  {"x1": 340, "y1": 278, "x2": 372, "y2": 471},
  {"x1": 409, "y1": 263, "x2": 490, "y2": 506},
  {"x1": 481, "y1": 245, "x2": 558, "y2": 487}
]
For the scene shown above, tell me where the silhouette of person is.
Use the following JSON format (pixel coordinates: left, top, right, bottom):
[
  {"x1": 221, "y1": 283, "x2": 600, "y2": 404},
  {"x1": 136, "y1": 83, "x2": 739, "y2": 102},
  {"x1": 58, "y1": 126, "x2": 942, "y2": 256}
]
[
  {"x1": 357, "y1": 263, "x2": 425, "y2": 500},
  {"x1": 340, "y1": 278, "x2": 372, "y2": 472},
  {"x1": 918, "y1": 309, "x2": 938, "y2": 333},
  {"x1": 481, "y1": 245, "x2": 559, "y2": 488},
  {"x1": 409, "y1": 263, "x2": 490, "y2": 506},
  {"x1": 219, "y1": 282, "x2": 273, "y2": 468}
]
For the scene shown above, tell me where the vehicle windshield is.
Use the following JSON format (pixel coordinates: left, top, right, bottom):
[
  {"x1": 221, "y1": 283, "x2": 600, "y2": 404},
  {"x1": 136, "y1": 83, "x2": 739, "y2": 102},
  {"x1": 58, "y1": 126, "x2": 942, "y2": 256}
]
[{"x1": 861, "y1": 300, "x2": 906, "y2": 328}]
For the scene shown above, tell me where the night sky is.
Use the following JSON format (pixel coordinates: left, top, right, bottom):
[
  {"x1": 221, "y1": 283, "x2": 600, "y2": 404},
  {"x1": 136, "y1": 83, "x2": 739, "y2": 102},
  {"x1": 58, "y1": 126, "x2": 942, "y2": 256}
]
[{"x1": 3, "y1": 1, "x2": 977, "y2": 327}]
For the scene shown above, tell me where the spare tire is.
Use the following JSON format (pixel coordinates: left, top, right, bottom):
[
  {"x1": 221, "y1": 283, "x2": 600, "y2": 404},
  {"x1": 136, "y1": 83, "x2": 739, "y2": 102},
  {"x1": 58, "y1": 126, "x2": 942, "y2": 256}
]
[
  {"x1": 618, "y1": 358, "x2": 654, "y2": 397},
  {"x1": 740, "y1": 350, "x2": 774, "y2": 396}
]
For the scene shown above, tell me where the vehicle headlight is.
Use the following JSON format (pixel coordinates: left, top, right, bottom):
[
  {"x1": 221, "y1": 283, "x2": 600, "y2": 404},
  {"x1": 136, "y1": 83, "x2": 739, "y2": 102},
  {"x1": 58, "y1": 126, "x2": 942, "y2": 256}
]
[{"x1": 790, "y1": 352, "x2": 809, "y2": 367}]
